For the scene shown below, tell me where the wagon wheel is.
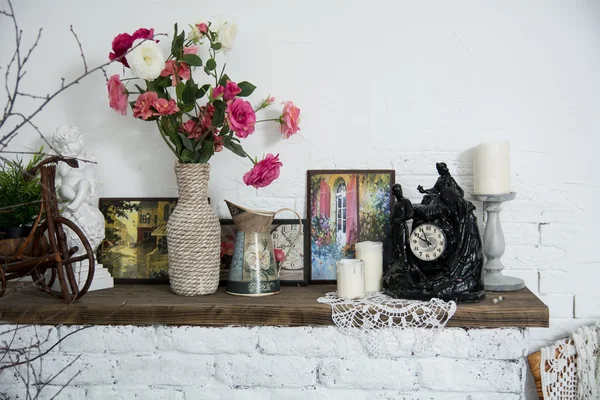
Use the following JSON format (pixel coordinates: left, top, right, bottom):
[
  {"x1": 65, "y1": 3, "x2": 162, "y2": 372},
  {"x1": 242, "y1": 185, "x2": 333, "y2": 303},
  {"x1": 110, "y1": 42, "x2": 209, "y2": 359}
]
[
  {"x1": 31, "y1": 217, "x2": 95, "y2": 303},
  {"x1": 0, "y1": 267, "x2": 6, "y2": 298}
]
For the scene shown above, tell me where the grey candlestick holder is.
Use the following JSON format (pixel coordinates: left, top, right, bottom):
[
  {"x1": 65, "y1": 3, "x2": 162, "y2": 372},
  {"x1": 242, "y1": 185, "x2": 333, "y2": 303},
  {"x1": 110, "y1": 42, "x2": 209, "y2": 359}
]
[{"x1": 473, "y1": 193, "x2": 524, "y2": 291}]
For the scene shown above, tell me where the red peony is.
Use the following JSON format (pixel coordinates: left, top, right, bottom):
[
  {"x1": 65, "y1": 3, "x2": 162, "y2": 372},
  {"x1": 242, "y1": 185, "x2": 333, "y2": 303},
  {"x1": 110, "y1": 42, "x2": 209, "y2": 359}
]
[{"x1": 243, "y1": 154, "x2": 283, "y2": 189}]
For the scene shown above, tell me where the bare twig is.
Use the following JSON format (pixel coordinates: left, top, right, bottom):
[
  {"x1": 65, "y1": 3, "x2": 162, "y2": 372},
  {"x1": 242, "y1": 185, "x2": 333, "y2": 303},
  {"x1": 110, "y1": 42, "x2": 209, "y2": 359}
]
[{"x1": 69, "y1": 25, "x2": 87, "y2": 73}]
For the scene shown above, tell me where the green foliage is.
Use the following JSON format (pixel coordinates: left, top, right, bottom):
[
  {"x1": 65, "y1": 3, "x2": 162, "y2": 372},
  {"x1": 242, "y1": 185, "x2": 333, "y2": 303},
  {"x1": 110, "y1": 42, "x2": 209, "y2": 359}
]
[
  {"x1": 237, "y1": 81, "x2": 256, "y2": 97},
  {"x1": 0, "y1": 149, "x2": 44, "y2": 228},
  {"x1": 100, "y1": 200, "x2": 141, "y2": 225},
  {"x1": 182, "y1": 54, "x2": 202, "y2": 66}
]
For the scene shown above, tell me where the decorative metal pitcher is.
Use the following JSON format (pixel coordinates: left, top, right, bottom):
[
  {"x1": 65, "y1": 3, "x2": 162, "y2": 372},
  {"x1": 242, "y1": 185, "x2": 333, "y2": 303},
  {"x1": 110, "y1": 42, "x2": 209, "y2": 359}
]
[{"x1": 224, "y1": 200, "x2": 302, "y2": 296}]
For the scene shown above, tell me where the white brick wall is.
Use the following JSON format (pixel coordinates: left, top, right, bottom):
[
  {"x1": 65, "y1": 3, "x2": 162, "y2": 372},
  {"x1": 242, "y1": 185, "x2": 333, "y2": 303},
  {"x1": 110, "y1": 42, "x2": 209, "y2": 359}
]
[
  {"x1": 0, "y1": 326, "x2": 529, "y2": 399},
  {"x1": 2, "y1": 0, "x2": 600, "y2": 398}
]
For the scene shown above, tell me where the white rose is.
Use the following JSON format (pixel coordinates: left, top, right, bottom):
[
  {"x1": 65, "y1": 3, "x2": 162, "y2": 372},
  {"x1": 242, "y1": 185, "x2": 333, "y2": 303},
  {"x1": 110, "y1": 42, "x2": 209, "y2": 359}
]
[
  {"x1": 217, "y1": 22, "x2": 237, "y2": 53},
  {"x1": 126, "y1": 39, "x2": 165, "y2": 81}
]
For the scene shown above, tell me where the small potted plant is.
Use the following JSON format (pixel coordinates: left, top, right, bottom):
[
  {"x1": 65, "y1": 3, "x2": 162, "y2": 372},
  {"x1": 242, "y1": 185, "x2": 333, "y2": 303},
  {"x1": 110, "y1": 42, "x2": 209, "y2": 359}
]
[{"x1": 0, "y1": 149, "x2": 44, "y2": 240}]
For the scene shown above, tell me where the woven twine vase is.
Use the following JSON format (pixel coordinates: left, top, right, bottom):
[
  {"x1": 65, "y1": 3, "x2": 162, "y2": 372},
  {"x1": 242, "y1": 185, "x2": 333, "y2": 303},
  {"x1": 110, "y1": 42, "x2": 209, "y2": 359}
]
[{"x1": 167, "y1": 163, "x2": 220, "y2": 296}]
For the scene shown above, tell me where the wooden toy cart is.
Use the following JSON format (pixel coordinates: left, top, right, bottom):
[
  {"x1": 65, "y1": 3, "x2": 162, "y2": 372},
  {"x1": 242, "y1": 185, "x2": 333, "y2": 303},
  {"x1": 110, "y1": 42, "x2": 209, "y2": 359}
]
[{"x1": 0, "y1": 156, "x2": 95, "y2": 303}]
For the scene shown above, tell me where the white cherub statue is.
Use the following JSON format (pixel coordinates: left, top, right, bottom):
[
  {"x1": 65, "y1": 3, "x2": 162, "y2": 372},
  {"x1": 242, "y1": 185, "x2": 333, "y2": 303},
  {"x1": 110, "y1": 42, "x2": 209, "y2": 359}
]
[{"x1": 51, "y1": 125, "x2": 113, "y2": 291}]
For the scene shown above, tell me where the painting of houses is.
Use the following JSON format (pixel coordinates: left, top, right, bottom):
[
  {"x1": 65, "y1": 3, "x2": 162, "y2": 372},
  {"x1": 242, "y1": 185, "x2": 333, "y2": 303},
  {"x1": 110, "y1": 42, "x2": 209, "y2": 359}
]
[
  {"x1": 98, "y1": 198, "x2": 177, "y2": 281},
  {"x1": 308, "y1": 170, "x2": 394, "y2": 281}
]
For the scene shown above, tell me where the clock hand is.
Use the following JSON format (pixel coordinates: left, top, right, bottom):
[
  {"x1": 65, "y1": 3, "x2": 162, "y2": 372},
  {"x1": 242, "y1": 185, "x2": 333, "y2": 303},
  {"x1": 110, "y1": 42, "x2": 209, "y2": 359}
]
[{"x1": 417, "y1": 234, "x2": 432, "y2": 247}]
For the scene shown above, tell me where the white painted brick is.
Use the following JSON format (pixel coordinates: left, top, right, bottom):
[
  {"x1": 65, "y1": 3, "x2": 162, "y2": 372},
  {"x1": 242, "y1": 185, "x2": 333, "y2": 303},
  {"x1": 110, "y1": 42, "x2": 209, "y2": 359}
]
[
  {"x1": 318, "y1": 358, "x2": 418, "y2": 390},
  {"x1": 539, "y1": 265, "x2": 600, "y2": 293},
  {"x1": 185, "y1": 384, "x2": 272, "y2": 400},
  {"x1": 216, "y1": 354, "x2": 317, "y2": 388},
  {"x1": 85, "y1": 385, "x2": 185, "y2": 400},
  {"x1": 0, "y1": 385, "x2": 85, "y2": 400},
  {"x1": 501, "y1": 223, "x2": 540, "y2": 247},
  {"x1": 258, "y1": 327, "x2": 364, "y2": 358},
  {"x1": 417, "y1": 358, "x2": 524, "y2": 393},
  {"x1": 112, "y1": 354, "x2": 214, "y2": 386},
  {"x1": 538, "y1": 294, "x2": 574, "y2": 318},
  {"x1": 503, "y1": 245, "x2": 567, "y2": 269},
  {"x1": 467, "y1": 329, "x2": 528, "y2": 360},
  {"x1": 59, "y1": 325, "x2": 157, "y2": 353},
  {"x1": 574, "y1": 295, "x2": 600, "y2": 318},
  {"x1": 528, "y1": 317, "x2": 599, "y2": 344},
  {"x1": 156, "y1": 326, "x2": 258, "y2": 354},
  {"x1": 16, "y1": 354, "x2": 117, "y2": 386}
]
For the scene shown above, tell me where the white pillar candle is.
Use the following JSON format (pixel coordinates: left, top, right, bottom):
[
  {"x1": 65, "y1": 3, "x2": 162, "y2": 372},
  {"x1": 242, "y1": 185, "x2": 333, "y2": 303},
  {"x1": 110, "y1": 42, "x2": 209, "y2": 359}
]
[
  {"x1": 336, "y1": 259, "x2": 365, "y2": 300},
  {"x1": 354, "y1": 241, "x2": 383, "y2": 293},
  {"x1": 473, "y1": 141, "x2": 511, "y2": 195}
]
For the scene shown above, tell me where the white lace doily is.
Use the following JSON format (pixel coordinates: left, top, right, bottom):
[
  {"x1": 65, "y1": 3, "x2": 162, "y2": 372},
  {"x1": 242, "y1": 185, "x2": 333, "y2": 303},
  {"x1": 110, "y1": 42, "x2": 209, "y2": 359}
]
[
  {"x1": 318, "y1": 291, "x2": 457, "y2": 358},
  {"x1": 540, "y1": 322, "x2": 600, "y2": 400}
]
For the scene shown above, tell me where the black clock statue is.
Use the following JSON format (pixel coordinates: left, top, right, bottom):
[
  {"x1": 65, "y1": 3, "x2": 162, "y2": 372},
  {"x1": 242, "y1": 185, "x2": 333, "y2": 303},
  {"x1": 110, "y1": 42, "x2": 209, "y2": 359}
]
[{"x1": 383, "y1": 163, "x2": 485, "y2": 303}]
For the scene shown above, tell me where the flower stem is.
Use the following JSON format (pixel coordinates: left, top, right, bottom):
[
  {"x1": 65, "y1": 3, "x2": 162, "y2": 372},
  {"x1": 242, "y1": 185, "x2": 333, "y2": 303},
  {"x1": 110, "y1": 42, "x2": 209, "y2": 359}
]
[
  {"x1": 244, "y1": 150, "x2": 257, "y2": 165},
  {"x1": 156, "y1": 120, "x2": 182, "y2": 162},
  {"x1": 256, "y1": 118, "x2": 281, "y2": 123}
]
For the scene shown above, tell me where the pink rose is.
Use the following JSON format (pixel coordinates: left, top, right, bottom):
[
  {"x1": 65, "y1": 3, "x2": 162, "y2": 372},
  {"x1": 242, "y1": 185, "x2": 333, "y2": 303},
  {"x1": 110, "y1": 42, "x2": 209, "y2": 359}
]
[
  {"x1": 224, "y1": 81, "x2": 242, "y2": 101},
  {"x1": 243, "y1": 153, "x2": 283, "y2": 189},
  {"x1": 211, "y1": 85, "x2": 225, "y2": 100},
  {"x1": 183, "y1": 45, "x2": 198, "y2": 55},
  {"x1": 197, "y1": 23, "x2": 209, "y2": 34},
  {"x1": 109, "y1": 28, "x2": 156, "y2": 67},
  {"x1": 132, "y1": 91, "x2": 159, "y2": 120},
  {"x1": 180, "y1": 119, "x2": 202, "y2": 140},
  {"x1": 227, "y1": 98, "x2": 256, "y2": 138},
  {"x1": 107, "y1": 74, "x2": 128, "y2": 115},
  {"x1": 213, "y1": 134, "x2": 223, "y2": 152},
  {"x1": 160, "y1": 60, "x2": 191, "y2": 86},
  {"x1": 265, "y1": 96, "x2": 275, "y2": 106},
  {"x1": 153, "y1": 98, "x2": 179, "y2": 116},
  {"x1": 279, "y1": 101, "x2": 301, "y2": 139},
  {"x1": 274, "y1": 248, "x2": 285, "y2": 263}
]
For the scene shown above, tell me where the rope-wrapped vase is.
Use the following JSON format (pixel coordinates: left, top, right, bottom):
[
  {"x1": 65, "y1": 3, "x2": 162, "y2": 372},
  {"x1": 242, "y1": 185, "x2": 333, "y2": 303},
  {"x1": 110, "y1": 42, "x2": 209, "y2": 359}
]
[{"x1": 167, "y1": 163, "x2": 220, "y2": 296}]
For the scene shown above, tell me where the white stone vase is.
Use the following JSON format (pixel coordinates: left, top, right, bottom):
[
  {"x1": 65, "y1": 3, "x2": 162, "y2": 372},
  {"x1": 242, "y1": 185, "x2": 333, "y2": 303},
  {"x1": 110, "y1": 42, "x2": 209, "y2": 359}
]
[{"x1": 167, "y1": 163, "x2": 220, "y2": 296}]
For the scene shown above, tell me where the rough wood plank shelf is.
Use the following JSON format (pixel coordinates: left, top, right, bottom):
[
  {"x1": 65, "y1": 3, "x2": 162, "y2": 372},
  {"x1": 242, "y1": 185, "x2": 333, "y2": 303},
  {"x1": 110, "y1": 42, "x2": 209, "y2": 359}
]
[{"x1": 0, "y1": 285, "x2": 548, "y2": 328}]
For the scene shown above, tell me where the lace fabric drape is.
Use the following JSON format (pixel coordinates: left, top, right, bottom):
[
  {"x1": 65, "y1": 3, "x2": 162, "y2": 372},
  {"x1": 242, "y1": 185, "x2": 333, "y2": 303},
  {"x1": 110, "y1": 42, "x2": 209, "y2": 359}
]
[
  {"x1": 317, "y1": 292, "x2": 457, "y2": 358},
  {"x1": 540, "y1": 322, "x2": 600, "y2": 400}
]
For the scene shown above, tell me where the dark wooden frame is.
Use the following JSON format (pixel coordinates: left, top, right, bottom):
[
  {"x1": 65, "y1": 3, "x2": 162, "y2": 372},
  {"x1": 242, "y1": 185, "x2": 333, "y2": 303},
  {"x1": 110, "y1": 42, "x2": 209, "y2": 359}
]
[
  {"x1": 306, "y1": 169, "x2": 396, "y2": 283},
  {"x1": 98, "y1": 197, "x2": 178, "y2": 284},
  {"x1": 219, "y1": 218, "x2": 309, "y2": 286}
]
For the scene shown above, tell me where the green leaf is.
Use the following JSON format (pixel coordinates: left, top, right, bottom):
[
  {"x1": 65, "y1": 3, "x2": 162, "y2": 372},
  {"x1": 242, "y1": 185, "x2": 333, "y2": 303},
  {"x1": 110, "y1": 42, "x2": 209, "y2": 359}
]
[
  {"x1": 212, "y1": 100, "x2": 225, "y2": 126},
  {"x1": 206, "y1": 59, "x2": 217, "y2": 71},
  {"x1": 182, "y1": 54, "x2": 202, "y2": 67},
  {"x1": 211, "y1": 42, "x2": 222, "y2": 50},
  {"x1": 237, "y1": 81, "x2": 256, "y2": 97},
  {"x1": 182, "y1": 78, "x2": 198, "y2": 104},
  {"x1": 219, "y1": 73, "x2": 230, "y2": 86},
  {"x1": 134, "y1": 84, "x2": 146, "y2": 94},
  {"x1": 197, "y1": 139, "x2": 215, "y2": 163},
  {"x1": 219, "y1": 124, "x2": 230, "y2": 136},
  {"x1": 175, "y1": 82, "x2": 186, "y2": 101},
  {"x1": 181, "y1": 149, "x2": 194, "y2": 163},
  {"x1": 181, "y1": 103, "x2": 195, "y2": 113},
  {"x1": 223, "y1": 138, "x2": 246, "y2": 158},
  {"x1": 197, "y1": 84, "x2": 210, "y2": 99},
  {"x1": 178, "y1": 132, "x2": 195, "y2": 151},
  {"x1": 154, "y1": 76, "x2": 172, "y2": 88}
]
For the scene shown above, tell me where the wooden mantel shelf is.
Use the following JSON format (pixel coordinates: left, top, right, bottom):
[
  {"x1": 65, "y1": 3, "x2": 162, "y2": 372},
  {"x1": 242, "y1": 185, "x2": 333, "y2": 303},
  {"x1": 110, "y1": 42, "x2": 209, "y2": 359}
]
[{"x1": 0, "y1": 285, "x2": 549, "y2": 328}]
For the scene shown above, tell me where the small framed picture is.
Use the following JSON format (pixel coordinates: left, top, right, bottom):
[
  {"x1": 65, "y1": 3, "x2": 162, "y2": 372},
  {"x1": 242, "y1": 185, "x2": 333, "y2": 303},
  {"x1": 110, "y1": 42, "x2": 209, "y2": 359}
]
[
  {"x1": 219, "y1": 219, "x2": 308, "y2": 285},
  {"x1": 307, "y1": 170, "x2": 395, "y2": 282},
  {"x1": 98, "y1": 198, "x2": 178, "y2": 283}
]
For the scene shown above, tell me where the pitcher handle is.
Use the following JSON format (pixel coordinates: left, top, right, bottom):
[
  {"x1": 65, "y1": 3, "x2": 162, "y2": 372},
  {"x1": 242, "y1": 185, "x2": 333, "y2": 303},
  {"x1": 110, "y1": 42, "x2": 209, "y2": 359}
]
[{"x1": 273, "y1": 208, "x2": 303, "y2": 272}]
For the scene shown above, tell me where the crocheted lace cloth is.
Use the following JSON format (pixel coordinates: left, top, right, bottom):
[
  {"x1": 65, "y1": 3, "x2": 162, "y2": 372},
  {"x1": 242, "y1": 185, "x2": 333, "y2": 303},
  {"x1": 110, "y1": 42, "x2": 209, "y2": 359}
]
[
  {"x1": 540, "y1": 322, "x2": 600, "y2": 400},
  {"x1": 317, "y1": 291, "x2": 456, "y2": 358}
]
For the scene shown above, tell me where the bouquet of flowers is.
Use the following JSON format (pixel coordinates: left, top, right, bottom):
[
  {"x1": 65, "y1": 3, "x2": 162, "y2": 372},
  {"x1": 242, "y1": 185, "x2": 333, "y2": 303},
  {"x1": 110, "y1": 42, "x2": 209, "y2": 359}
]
[{"x1": 106, "y1": 22, "x2": 300, "y2": 189}]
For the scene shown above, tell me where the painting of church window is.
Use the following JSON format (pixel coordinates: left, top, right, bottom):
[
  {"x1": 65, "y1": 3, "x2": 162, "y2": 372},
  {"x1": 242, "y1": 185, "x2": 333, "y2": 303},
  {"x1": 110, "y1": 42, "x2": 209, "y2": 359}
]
[
  {"x1": 307, "y1": 170, "x2": 395, "y2": 281},
  {"x1": 98, "y1": 198, "x2": 177, "y2": 282}
]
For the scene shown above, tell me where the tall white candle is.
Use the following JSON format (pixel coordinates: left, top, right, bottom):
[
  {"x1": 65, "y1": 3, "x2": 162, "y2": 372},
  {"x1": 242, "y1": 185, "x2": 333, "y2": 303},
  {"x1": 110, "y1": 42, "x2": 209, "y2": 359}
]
[
  {"x1": 336, "y1": 259, "x2": 365, "y2": 300},
  {"x1": 354, "y1": 241, "x2": 383, "y2": 293},
  {"x1": 473, "y1": 141, "x2": 511, "y2": 195}
]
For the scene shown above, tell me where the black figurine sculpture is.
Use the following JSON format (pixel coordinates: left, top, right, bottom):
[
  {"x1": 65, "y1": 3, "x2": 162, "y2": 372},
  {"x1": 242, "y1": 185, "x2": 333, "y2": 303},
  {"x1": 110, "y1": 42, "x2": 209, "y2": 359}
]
[{"x1": 384, "y1": 163, "x2": 485, "y2": 303}]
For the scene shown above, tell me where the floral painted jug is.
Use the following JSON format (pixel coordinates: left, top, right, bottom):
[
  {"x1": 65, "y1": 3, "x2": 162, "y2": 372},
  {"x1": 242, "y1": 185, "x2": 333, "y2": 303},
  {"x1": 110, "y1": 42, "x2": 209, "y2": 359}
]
[{"x1": 224, "y1": 200, "x2": 302, "y2": 296}]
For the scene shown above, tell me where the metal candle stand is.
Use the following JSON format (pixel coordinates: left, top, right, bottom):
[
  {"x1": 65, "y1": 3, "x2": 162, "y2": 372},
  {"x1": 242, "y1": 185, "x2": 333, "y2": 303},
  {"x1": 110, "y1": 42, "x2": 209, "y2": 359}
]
[{"x1": 474, "y1": 192, "x2": 524, "y2": 291}]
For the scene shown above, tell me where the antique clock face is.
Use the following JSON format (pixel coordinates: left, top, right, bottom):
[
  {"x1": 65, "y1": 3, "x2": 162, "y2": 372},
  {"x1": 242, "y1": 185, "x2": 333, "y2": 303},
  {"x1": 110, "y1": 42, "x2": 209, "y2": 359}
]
[
  {"x1": 409, "y1": 223, "x2": 446, "y2": 261},
  {"x1": 271, "y1": 223, "x2": 304, "y2": 270}
]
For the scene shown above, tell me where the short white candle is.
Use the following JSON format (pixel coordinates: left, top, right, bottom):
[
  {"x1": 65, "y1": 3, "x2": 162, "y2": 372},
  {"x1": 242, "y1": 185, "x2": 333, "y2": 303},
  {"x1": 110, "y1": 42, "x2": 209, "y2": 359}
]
[
  {"x1": 473, "y1": 141, "x2": 511, "y2": 195},
  {"x1": 336, "y1": 259, "x2": 365, "y2": 300},
  {"x1": 354, "y1": 241, "x2": 383, "y2": 293}
]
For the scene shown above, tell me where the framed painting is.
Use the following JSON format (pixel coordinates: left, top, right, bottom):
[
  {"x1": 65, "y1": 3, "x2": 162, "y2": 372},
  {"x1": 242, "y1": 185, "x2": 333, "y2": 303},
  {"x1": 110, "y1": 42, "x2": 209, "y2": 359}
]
[
  {"x1": 219, "y1": 218, "x2": 308, "y2": 285},
  {"x1": 98, "y1": 198, "x2": 178, "y2": 283},
  {"x1": 307, "y1": 170, "x2": 395, "y2": 282}
]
